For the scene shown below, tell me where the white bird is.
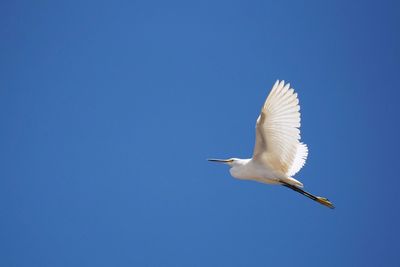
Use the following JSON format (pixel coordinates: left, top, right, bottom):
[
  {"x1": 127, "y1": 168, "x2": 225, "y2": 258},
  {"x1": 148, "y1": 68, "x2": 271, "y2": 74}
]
[{"x1": 209, "y1": 80, "x2": 334, "y2": 209}]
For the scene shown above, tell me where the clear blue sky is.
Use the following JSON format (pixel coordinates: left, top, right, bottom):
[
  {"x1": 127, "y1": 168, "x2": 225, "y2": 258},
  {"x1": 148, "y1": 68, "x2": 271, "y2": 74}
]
[{"x1": 1, "y1": 0, "x2": 399, "y2": 266}]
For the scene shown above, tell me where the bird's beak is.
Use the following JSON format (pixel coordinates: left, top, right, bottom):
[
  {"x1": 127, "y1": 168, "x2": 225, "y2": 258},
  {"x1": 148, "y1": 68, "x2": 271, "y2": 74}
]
[{"x1": 208, "y1": 158, "x2": 233, "y2": 163}]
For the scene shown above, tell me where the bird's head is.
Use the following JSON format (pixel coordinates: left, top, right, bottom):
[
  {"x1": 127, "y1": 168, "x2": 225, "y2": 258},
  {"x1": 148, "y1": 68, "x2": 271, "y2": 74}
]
[{"x1": 208, "y1": 158, "x2": 239, "y2": 167}]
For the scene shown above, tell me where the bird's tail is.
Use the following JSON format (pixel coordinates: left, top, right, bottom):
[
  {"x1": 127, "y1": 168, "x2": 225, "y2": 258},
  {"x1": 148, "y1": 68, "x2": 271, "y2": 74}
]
[{"x1": 281, "y1": 181, "x2": 334, "y2": 209}]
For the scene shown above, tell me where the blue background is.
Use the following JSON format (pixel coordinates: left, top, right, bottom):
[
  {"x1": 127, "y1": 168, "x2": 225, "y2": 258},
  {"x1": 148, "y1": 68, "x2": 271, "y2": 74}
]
[{"x1": 1, "y1": 0, "x2": 399, "y2": 266}]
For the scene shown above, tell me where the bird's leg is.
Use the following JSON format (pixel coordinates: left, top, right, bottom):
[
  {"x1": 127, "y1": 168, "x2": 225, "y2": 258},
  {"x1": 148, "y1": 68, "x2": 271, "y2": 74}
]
[{"x1": 281, "y1": 181, "x2": 334, "y2": 209}]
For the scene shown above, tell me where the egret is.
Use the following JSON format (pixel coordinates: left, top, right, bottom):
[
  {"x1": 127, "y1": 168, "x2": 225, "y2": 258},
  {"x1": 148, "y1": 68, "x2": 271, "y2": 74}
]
[{"x1": 209, "y1": 80, "x2": 334, "y2": 209}]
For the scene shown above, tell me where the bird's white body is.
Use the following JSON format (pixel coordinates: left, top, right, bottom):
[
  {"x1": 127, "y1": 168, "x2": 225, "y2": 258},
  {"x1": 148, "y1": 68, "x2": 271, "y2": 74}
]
[
  {"x1": 209, "y1": 80, "x2": 307, "y2": 187},
  {"x1": 228, "y1": 158, "x2": 302, "y2": 187},
  {"x1": 209, "y1": 80, "x2": 334, "y2": 208}
]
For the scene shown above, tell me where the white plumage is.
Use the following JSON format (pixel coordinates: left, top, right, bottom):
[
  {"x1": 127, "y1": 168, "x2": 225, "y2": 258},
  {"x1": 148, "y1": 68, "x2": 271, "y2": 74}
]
[
  {"x1": 209, "y1": 80, "x2": 334, "y2": 209},
  {"x1": 254, "y1": 80, "x2": 308, "y2": 180}
]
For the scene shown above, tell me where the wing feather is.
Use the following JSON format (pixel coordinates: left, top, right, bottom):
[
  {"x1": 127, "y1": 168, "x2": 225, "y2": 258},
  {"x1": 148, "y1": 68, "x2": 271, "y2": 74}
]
[{"x1": 253, "y1": 80, "x2": 308, "y2": 177}]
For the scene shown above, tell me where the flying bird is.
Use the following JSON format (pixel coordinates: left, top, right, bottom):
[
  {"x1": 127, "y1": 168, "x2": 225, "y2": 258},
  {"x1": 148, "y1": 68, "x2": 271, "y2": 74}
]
[{"x1": 209, "y1": 80, "x2": 334, "y2": 209}]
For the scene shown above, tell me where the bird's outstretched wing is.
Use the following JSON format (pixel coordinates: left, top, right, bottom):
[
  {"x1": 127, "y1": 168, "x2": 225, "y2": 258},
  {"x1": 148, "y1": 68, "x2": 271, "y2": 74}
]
[{"x1": 253, "y1": 80, "x2": 308, "y2": 177}]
